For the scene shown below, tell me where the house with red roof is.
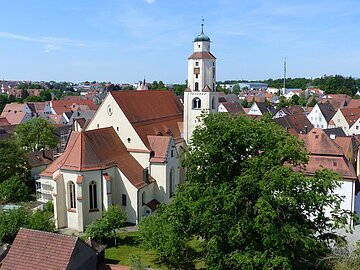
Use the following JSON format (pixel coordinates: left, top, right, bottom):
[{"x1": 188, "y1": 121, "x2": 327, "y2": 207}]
[
  {"x1": 330, "y1": 107, "x2": 360, "y2": 135},
  {"x1": 297, "y1": 128, "x2": 360, "y2": 221},
  {"x1": 0, "y1": 228, "x2": 97, "y2": 270}
]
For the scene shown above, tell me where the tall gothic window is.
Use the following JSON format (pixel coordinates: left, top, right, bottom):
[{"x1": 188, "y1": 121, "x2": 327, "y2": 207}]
[
  {"x1": 89, "y1": 181, "x2": 97, "y2": 210},
  {"x1": 69, "y1": 181, "x2": 76, "y2": 209},
  {"x1": 192, "y1": 97, "x2": 201, "y2": 109},
  {"x1": 169, "y1": 167, "x2": 175, "y2": 198}
]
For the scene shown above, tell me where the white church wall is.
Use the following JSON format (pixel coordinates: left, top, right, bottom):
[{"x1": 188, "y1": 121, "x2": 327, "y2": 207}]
[
  {"x1": 86, "y1": 93, "x2": 148, "y2": 152},
  {"x1": 129, "y1": 151, "x2": 150, "y2": 169},
  {"x1": 116, "y1": 168, "x2": 139, "y2": 224}
]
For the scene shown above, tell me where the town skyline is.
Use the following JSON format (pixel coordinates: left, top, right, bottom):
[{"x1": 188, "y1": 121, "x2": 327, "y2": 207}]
[{"x1": 1, "y1": 0, "x2": 360, "y2": 83}]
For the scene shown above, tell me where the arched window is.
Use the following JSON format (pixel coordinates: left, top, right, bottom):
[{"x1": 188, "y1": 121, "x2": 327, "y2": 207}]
[
  {"x1": 192, "y1": 98, "x2": 201, "y2": 109},
  {"x1": 169, "y1": 167, "x2": 175, "y2": 198},
  {"x1": 89, "y1": 181, "x2": 97, "y2": 210},
  {"x1": 195, "y1": 82, "x2": 199, "y2": 91},
  {"x1": 68, "y1": 181, "x2": 76, "y2": 209}
]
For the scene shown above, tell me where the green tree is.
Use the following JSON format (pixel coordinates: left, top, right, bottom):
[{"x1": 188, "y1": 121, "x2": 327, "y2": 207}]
[
  {"x1": 172, "y1": 84, "x2": 187, "y2": 96},
  {"x1": 308, "y1": 97, "x2": 317, "y2": 107},
  {"x1": 0, "y1": 208, "x2": 54, "y2": 244},
  {"x1": 14, "y1": 118, "x2": 57, "y2": 152},
  {"x1": 278, "y1": 96, "x2": 289, "y2": 108},
  {"x1": 7, "y1": 94, "x2": 15, "y2": 103},
  {"x1": 0, "y1": 94, "x2": 8, "y2": 112},
  {"x1": 150, "y1": 81, "x2": 159, "y2": 90},
  {"x1": 232, "y1": 84, "x2": 240, "y2": 95},
  {"x1": 0, "y1": 207, "x2": 29, "y2": 243},
  {"x1": 28, "y1": 210, "x2": 55, "y2": 232},
  {"x1": 140, "y1": 113, "x2": 353, "y2": 270},
  {"x1": 85, "y1": 205, "x2": 127, "y2": 245},
  {"x1": 0, "y1": 176, "x2": 30, "y2": 203},
  {"x1": 158, "y1": 80, "x2": 167, "y2": 89},
  {"x1": 290, "y1": 94, "x2": 300, "y2": 105},
  {"x1": 40, "y1": 90, "x2": 52, "y2": 101},
  {"x1": 0, "y1": 140, "x2": 29, "y2": 183},
  {"x1": 23, "y1": 96, "x2": 44, "y2": 102},
  {"x1": 21, "y1": 89, "x2": 29, "y2": 100}
]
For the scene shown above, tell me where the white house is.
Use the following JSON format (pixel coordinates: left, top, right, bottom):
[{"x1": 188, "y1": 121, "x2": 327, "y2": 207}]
[
  {"x1": 307, "y1": 103, "x2": 336, "y2": 129},
  {"x1": 329, "y1": 108, "x2": 360, "y2": 135},
  {"x1": 298, "y1": 128, "x2": 359, "y2": 224}
]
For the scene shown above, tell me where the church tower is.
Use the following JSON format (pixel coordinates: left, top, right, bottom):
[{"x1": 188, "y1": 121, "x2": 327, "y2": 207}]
[{"x1": 184, "y1": 22, "x2": 218, "y2": 144}]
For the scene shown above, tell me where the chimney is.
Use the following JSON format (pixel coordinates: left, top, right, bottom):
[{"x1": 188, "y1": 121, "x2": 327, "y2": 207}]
[{"x1": 143, "y1": 168, "x2": 149, "y2": 183}]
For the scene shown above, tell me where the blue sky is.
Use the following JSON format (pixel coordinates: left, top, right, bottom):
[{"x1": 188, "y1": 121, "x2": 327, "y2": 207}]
[{"x1": 1, "y1": 0, "x2": 360, "y2": 83}]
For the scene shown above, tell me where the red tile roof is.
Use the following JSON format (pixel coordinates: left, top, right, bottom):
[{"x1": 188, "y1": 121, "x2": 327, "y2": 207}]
[
  {"x1": 300, "y1": 155, "x2": 357, "y2": 180},
  {"x1": 297, "y1": 128, "x2": 357, "y2": 180},
  {"x1": 110, "y1": 91, "x2": 184, "y2": 148},
  {"x1": 0, "y1": 117, "x2": 10, "y2": 126},
  {"x1": 1, "y1": 111, "x2": 30, "y2": 125},
  {"x1": 0, "y1": 228, "x2": 78, "y2": 270},
  {"x1": 188, "y1": 51, "x2": 216, "y2": 59},
  {"x1": 40, "y1": 127, "x2": 149, "y2": 189},
  {"x1": 334, "y1": 137, "x2": 353, "y2": 157},
  {"x1": 148, "y1": 135, "x2": 171, "y2": 163},
  {"x1": 298, "y1": 128, "x2": 343, "y2": 156},
  {"x1": 347, "y1": 99, "x2": 360, "y2": 108},
  {"x1": 339, "y1": 108, "x2": 360, "y2": 127},
  {"x1": 51, "y1": 100, "x2": 98, "y2": 114}
]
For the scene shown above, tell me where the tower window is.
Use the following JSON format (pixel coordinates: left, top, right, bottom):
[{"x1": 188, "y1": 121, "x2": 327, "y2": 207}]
[
  {"x1": 195, "y1": 74, "x2": 198, "y2": 79},
  {"x1": 198, "y1": 45, "x2": 200, "y2": 48},
  {"x1": 89, "y1": 181, "x2": 97, "y2": 210},
  {"x1": 68, "y1": 181, "x2": 76, "y2": 209},
  {"x1": 195, "y1": 82, "x2": 199, "y2": 91},
  {"x1": 195, "y1": 61, "x2": 199, "y2": 66},
  {"x1": 192, "y1": 97, "x2": 201, "y2": 109},
  {"x1": 212, "y1": 96, "x2": 216, "y2": 109}
]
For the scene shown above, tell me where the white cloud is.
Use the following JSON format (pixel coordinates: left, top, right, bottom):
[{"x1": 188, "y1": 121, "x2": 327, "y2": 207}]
[
  {"x1": 0, "y1": 32, "x2": 86, "y2": 53},
  {"x1": 144, "y1": 0, "x2": 156, "y2": 4}
]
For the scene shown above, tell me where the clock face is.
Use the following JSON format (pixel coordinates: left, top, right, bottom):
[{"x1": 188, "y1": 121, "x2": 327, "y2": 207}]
[{"x1": 107, "y1": 105, "x2": 112, "y2": 116}]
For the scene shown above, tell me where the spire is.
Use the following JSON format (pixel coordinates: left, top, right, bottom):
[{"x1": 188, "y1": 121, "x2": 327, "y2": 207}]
[{"x1": 194, "y1": 18, "x2": 210, "y2": 42}]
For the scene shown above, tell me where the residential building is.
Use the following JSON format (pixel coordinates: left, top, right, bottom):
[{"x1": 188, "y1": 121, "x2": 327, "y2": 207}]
[
  {"x1": 247, "y1": 102, "x2": 275, "y2": 116},
  {"x1": 218, "y1": 101, "x2": 244, "y2": 115},
  {"x1": 329, "y1": 108, "x2": 360, "y2": 135},
  {"x1": 273, "y1": 114, "x2": 313, "y2": 135},
  {"x1": 307, "y1": 103, "x2": 335, "y2": 129},
  {"x1": 0, "y1": 228, "x2": 97, "y2": 270},
  {"x1": 272, "y1": 105, "x2": 306, "y2": 119},
  {"x1": 297, "y1": 129, "x2": 360, "y2": 222}
]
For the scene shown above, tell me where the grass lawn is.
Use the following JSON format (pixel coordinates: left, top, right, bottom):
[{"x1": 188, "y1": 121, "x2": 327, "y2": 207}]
[{"x1": 104, "y1": 231, "x2": 168, "y2": 269}]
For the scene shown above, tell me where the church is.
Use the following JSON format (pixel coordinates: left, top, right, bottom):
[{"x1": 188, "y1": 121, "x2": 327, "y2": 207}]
[{"x1": 37, "y1": 25, "x2": 219, "y2": 231}]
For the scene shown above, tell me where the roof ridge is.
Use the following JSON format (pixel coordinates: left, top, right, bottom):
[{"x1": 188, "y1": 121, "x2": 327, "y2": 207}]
[{"x1": 19, "y1": 227, "x2": 78, "y2": 240}]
